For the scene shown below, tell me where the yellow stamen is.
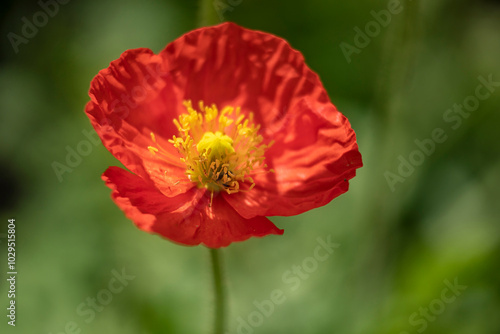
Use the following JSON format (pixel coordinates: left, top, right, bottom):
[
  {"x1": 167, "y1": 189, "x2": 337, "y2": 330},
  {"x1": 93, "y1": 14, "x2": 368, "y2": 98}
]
[{"x1": 163, "y1": 100, "x2": 272, "y2": 198}]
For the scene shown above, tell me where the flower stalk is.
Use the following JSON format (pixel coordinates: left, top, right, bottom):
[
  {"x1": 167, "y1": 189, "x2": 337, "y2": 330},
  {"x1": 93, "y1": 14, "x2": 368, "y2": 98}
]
[
  {"x1": 198, "y1": 0, "x2": 220, "y2": 27},
  {"x1": 209, "y1": 248, "x2": 226, "y2": 334}
]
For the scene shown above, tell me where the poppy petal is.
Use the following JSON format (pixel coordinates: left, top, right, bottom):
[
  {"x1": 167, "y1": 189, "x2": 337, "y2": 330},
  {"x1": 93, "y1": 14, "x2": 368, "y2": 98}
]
[
  {"x1": 103, "y1": 166, "x2": 283, "y2": 247},
  {"x1": 154, "y1": 23, "x2": 362, "y2": 218},
  {"x1": 89, "y1": 23, "x2": 362, "y2": 247},
  {"x1": 86, "y1": 48, "x2": 191, "y2": 197}
]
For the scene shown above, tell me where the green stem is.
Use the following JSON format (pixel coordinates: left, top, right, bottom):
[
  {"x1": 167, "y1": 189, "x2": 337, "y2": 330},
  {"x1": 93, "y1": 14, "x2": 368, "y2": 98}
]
[
  {"x1": 209, "y1": 248, "x2": 226, "y2": 334},
  {"x1": 197, "y1": 0, "x2": 221, "y2": 27},
  {"x1": 363, "y1": 0, "x2": 422, "y2": 293}
]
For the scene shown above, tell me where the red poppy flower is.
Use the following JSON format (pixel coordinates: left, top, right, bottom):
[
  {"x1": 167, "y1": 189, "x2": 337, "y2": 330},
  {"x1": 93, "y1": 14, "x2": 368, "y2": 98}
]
[{"x1": 85, "y1": 22, "x2": 362, "y2": 248}]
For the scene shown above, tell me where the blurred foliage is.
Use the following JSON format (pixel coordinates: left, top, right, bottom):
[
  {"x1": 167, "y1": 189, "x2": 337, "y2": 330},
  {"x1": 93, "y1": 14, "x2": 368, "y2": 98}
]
[{"x1": 1, "y1": 0, "x2": 499, "y2": 333}]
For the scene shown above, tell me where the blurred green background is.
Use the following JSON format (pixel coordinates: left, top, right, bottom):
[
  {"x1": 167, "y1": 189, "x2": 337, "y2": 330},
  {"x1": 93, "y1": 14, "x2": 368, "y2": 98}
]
[{"x1": 1, "y1": 0, "x2": 499, "y2": 333}]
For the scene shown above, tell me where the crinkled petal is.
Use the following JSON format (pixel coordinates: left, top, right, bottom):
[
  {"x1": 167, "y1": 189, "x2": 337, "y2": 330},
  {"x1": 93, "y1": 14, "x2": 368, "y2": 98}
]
[
  {"x1": 86, "y1": 48, "x2": 192, "y2": 197},
  {"x1": 224, "y1": 99, "x2": 362, "y2": 218},
  {"x1": 89, "y1": 23, "x2": 362, "y2": 246},
  {"x1": 155, "y1": 23, "x2": 362, "y2": 217},
  {"x1": 102, "y1": 166, "x2": 283, "y2": 248}
]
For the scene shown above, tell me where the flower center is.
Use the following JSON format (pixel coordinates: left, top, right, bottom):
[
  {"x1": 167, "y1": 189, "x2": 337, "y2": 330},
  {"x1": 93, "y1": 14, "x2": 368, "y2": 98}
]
[
  {"x1": 159, "y1": 100, "x2": 273, "y2": 195},
  {"x1": 196, "y1": 131, "x2": 235, "y2": 161}
]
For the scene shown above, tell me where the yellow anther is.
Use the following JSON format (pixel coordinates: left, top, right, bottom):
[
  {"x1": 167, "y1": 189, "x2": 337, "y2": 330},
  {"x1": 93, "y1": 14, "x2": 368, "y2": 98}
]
[{"x1": 153, "y1": 100, "x2": 272, "y2": 195}]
